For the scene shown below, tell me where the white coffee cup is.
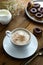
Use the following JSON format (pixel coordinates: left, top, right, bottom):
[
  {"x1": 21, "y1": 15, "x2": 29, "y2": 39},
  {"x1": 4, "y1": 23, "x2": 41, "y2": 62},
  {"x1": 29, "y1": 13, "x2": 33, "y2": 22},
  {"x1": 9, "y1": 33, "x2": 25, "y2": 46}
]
[
  {"x1": 6, "y1": 28, "x2": 31, "y2": 46},
  {"x1": 0, "y1": 9, "x2": 12, "y2": 25}
]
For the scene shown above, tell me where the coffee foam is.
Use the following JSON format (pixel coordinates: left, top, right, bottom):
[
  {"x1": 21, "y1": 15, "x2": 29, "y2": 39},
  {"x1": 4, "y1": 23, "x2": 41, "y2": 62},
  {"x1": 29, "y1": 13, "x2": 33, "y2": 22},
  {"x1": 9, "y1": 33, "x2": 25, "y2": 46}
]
[{"x1": 11, "y1": 30, "x2": 30, "y2": 45}]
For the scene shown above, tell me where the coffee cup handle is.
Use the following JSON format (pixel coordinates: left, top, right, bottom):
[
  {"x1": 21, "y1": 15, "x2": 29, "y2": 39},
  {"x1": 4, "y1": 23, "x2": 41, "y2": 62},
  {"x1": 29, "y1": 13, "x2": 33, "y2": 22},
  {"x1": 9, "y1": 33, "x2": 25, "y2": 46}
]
[{"x1": 6, "y1": 30, "x2": 11, "y2": 37}]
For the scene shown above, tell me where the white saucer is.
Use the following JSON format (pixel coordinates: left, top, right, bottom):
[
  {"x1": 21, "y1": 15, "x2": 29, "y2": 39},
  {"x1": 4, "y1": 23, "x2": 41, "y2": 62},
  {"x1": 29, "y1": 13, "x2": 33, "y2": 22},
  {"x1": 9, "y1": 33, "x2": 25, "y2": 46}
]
[
  {"x1": 3, "y1": 32, "x2": 38, "y2": 59},
  {"x1": 25, "y1": 1, "x2": 43, "y2": 23}
]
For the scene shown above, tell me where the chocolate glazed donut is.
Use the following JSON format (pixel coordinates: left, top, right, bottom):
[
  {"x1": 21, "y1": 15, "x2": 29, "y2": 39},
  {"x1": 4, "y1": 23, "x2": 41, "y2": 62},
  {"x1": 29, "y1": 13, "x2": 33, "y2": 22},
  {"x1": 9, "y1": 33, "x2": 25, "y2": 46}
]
[
  {"x1": 33, "y1": 3, "x2": 40, "y2": 8},
  {"x1": 33, "y1": 28, "x2": 42, "y2": 37},
  {"x1": 35, "y1": 12, "x2": 43, "y2": 20},
  {"x1": 27, "y1": 2, "x2": 32, "y2": 10},
  {"x1": 30, "y1": 8, "x2": 37, "y2": 14},
  {"x1": 38, "y1": 7, "x2": 43, "y2": 14},
  {"x1": 29, "y1": 8, "x2": 37, "y2": 16}
]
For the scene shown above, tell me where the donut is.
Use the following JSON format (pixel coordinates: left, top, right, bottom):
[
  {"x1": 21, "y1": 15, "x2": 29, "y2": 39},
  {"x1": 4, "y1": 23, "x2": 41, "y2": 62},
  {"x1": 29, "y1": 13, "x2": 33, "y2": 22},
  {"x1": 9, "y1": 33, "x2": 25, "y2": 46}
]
[
  {"x1": 38, "y1": 7, "x2": 43, "y2": 14},
  {"x1": 33, "y1": 3, "x2": 40, "y2": 8},
  {"x1": 29, "y1": 8, "x2": 37, "y2": 16},
  {"x1": 35, "y1": 12, "x2": 42, "y2": 20},
  {"x1": 33, "y1": 28, "x2": 42, "y2": 37},
  {"x1": 27, "y1": 2, "x2": 33, "y2": 10}
]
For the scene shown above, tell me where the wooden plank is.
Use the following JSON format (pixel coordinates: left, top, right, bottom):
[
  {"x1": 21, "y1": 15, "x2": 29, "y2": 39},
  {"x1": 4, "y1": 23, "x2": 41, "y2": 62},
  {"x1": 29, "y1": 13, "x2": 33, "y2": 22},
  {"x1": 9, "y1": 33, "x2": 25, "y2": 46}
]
[
  {"x1": 26, "y1": 22, "x2": 43, "y2": 48},
  {"x1": 26, "y1": 22, "x2": 43, "y2": 33},
  {"x1": 25, "y1": 22, "x2": 43, "y2": 65},
  {"x1": 3, "y1": 14, "x2": 30, "y2": 31},
  {"x1": 0, "y1": 12, "x2": 30, "y2": 65},
  {"x1": 0, "y1": 0, "x2": 43, "y2": 65},
  {"x1": 0, "y1": 24, "x2": 6, "y2": 32}
]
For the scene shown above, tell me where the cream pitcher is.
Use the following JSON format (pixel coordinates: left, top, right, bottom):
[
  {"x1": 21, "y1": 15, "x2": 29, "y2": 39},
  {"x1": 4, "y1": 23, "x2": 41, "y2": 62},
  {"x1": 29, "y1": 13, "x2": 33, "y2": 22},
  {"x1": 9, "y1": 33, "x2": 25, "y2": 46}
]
[{"x1": 0, "y1": 9, "x2": 12, "y2": 25}]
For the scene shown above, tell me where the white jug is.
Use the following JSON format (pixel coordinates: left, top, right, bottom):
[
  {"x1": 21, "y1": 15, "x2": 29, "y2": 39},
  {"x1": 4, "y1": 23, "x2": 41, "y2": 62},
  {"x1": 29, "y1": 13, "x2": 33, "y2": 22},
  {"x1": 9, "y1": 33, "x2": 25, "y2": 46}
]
[{"x1": 0, "y1": 9, "x2": 12, "y2": 25}]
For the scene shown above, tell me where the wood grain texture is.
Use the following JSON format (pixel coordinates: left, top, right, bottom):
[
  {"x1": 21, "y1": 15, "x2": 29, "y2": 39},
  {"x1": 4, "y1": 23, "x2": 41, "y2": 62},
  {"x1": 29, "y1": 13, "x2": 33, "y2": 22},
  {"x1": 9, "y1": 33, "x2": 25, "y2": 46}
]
[
  {"x1": 0, "y1": 24, "x2": 7, "y2": 32},
  {"x1": 0, "y1": 9, "x2": 30, "y2": 65},
  {"x1": 0, "y1": 0, "x2": 43, "y2": 65}
]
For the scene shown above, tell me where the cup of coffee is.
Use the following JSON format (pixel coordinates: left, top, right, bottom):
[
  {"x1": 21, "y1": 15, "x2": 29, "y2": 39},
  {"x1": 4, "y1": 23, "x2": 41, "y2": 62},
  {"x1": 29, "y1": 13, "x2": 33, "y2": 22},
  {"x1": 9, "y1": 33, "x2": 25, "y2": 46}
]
[{"x1": 6, "y1": 28, "x2": 31, "y2": 46}]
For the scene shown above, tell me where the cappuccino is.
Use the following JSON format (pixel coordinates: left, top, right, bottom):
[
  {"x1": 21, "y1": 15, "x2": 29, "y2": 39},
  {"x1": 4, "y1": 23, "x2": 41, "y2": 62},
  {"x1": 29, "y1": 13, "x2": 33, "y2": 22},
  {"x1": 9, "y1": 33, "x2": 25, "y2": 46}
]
[{"x1": 11, "y1": 29, "x2": 30, "y2": 45}]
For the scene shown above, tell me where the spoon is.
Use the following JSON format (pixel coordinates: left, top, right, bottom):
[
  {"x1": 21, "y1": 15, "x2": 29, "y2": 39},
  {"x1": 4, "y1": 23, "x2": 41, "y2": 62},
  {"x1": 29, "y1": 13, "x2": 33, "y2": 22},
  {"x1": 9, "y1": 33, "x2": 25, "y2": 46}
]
[{"x1": 20, "y1": 48, "x2": 43, "y2": 65}]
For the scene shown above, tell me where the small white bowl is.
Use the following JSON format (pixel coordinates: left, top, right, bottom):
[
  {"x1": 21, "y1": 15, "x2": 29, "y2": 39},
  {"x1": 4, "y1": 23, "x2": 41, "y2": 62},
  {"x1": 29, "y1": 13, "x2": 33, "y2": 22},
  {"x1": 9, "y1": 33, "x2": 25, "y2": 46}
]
[{"x1": 0, "y1": 9, "x2": 12, "y2": 25}]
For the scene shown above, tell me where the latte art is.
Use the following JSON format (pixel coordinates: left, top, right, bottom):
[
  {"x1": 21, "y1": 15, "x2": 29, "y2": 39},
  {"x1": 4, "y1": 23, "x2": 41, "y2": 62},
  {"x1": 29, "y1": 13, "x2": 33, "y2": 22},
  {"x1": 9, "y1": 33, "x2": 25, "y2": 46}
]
[
  {"x1": 11, "y1": 30, "x2": 30, "y2": 45},
  {"x1": 14, "y1": 34, "x2": 25, "y2": 42}
]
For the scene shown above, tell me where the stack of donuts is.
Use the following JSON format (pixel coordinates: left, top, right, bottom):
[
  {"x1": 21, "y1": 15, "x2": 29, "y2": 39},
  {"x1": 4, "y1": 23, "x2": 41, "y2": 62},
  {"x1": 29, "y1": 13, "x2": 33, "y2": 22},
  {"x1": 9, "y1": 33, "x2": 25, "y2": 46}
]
[{"x1": 27, "y1": 2, "x2": 43, "y2": 20}]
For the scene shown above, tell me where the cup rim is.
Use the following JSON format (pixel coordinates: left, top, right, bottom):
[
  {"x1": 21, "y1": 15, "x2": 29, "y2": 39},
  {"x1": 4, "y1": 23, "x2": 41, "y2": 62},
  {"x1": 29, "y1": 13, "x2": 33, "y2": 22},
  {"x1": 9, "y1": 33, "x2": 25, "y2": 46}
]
[
  {"x1": 0, "y1": 9, "x2": 11, "y2": 16},
  {"x1": 10, "y1": 28, "x2": 31, "y2": 46}
]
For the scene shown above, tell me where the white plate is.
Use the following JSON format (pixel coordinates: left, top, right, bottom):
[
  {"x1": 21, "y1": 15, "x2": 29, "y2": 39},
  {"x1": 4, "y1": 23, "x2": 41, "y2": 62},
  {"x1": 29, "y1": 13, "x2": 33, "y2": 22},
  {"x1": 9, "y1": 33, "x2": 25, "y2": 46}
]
[
  {"x1": 3, "y1": 32, "x2": 38, "y2": 59},
  {"x1": 25, "y1": 1, "x2": 43, "y2": 23}
]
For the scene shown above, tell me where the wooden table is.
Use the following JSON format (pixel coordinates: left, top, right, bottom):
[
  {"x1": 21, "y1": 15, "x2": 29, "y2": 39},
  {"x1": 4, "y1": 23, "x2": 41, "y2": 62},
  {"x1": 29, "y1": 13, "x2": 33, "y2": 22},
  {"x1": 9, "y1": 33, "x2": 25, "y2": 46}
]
[{"x1": 0, "y1": 0, "x2": 43, "y2": 65}]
